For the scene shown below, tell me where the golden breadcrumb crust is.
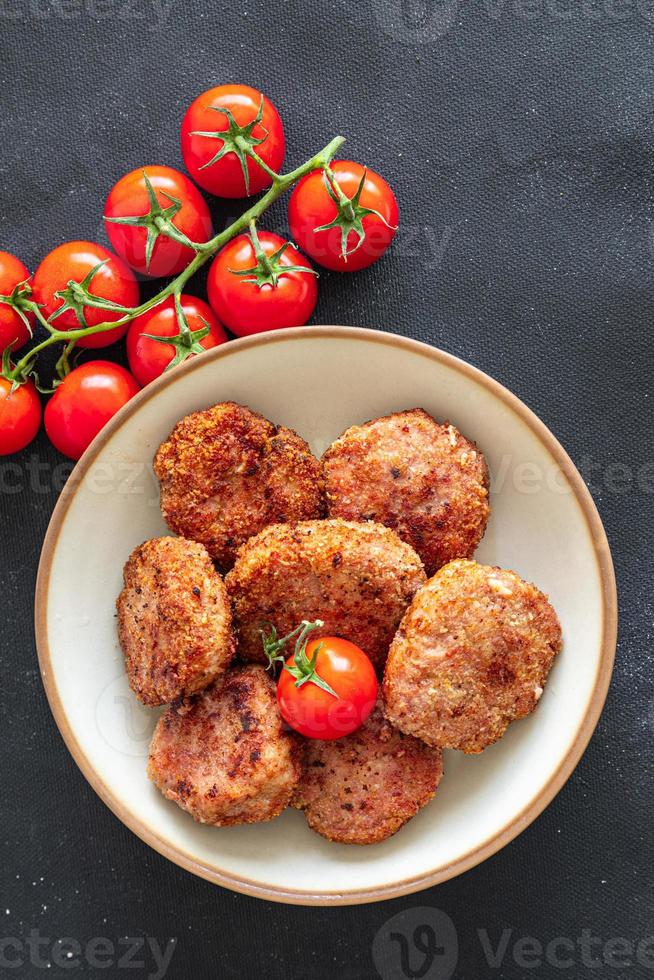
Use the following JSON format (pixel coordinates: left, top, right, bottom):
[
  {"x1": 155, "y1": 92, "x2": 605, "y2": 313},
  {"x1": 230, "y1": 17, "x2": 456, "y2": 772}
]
[
  {"x1": 147, "y1": 665, "x2": 303, "y2": 825},
  {"x1": 153, "y1": 401, "x2": 325, "y2": 570},
  {"x1": 117, "y1": 536, "x2": 235, "y2": 706},
  {"x1": 383, "y1": 559, "x2": 562, "y2": 753},
  {"x1": 292, "y1": 699, "x2": 443, "y2": 844},
  {"x1": 226, "y1": 518, "x2": 426, "y2": 671},
  {"x1": 323, "y1": 408, "x2": 490, "y2": 575}
]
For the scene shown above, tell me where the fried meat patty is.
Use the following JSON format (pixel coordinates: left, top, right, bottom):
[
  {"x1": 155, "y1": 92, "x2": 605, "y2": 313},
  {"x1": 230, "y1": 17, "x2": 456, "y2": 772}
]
[
  {"x1": 226, "y1": 519, "x2": 426, "y2": 670},
  {"x1": 153, "y1": 402, "x2": 325, "y2": 570},
  {"x1": 383, "y1": 559, "x2": 562, "y2": 753},
  {"x1": 117, "y1": 536, "x2": 234, "y2": 706},
  {"x1": 147, "y1": 665, "x2": 302, "y2": 825},
  {"x1": 323, "y1": 408, "x2": 490, "y2": 575},
  {"x1": 292, "y1": 700, "x2": 443, "y2": 844}
]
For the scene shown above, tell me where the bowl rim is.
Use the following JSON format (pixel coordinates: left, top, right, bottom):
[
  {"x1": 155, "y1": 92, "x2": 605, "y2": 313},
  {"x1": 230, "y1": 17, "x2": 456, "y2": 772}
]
[{"x1": 34, "y1": 325, "x2": 617, "y2": 906}]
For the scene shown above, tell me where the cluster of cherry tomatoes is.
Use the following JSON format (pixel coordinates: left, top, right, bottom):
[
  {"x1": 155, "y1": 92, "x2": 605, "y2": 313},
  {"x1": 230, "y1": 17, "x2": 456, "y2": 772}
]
[{"x1": 0, "y1": 84, "x2": 398, "y2": 461}]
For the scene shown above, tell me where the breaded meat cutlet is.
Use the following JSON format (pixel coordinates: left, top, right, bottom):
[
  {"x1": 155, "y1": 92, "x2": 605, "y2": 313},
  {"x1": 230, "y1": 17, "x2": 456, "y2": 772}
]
[
  {"x1": 323, "y1": 408, "x2": 490, "y2": 575},
  {"x1": 226, "y1": 519, "x2": 426, "y2": 671},
  {"x1": 117, "y1": 536, "x2": 235, "y2": 706},
  {"x1": 383, "y1": 559, "x2": 562, "y2": 754},
  {"x1": 153, "y1": 401, "x2": 325, "y2": 570},
  {"x1": 292, "y1": 699, "x2": 443, "y2": 844},
  {"x1": 147, "y1": 665, "x2": 303, "y2": 825}
]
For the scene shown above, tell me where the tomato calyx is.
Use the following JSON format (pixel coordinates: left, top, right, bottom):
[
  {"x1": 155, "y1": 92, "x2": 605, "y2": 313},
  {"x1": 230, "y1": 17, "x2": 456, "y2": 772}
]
[
  {"x1": 49, "y1": 260, "x2": 135, "y2": 329},
  {"x1": 0, "y1": 277, "x2": 35, "y2": 341},
  {"x1": 190, "y1": 96, "x2": 277, "y2": 195},
  {"x1": 0, "y1": 340, "x2": 45, "y2": 394},
  {"x1": 262, "y1": 619, "x2": 339, "y2": 697},
  {"x1": 229, "y1": 222, "x2": 319, "y2": 290},
  {"x1": 1, "y1": 343, "x2": 24, "y2": 393},
  {"x1": 104, "y1": 171, "x2": 199, "y2": 272},
  {"x1": 316, "y1": 166, "x2": 398, "y2": 261},
  {"x1": 141, "y1": 293, "x2": 212, "y2": 373}
]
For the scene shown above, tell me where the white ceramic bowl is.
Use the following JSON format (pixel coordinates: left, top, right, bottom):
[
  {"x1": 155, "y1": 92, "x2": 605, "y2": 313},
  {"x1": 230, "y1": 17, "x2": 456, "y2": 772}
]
[{"x1": 35, "y1": 327, "x2": 616, "y2": 905}]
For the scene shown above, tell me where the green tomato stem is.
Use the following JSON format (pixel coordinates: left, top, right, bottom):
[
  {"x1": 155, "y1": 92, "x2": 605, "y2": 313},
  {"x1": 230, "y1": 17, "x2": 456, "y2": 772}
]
[
  {"x1": 55, "y1": 340, "x2": 76, "y2": 381},
  {"x1": 9, "y1": 134, "x2": 345, "y2": 383},
  {"x1": 247, "y1": 219, "x2": 274, "y2": 277}
]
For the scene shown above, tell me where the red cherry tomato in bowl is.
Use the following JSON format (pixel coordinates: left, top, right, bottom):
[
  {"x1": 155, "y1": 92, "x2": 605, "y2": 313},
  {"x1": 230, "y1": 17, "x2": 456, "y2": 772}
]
[
  {"x1": 288, "y1": 161, "x2": 399, "y2": 272},
  {"x1": 32, "y1": 242, "x2": 139, "y2": 349},
  {"x1": 44, "y1": 361, "x2": 140, "y2": 460},
  {"x1": 181, "y1": 84, "x2": 285, "y2": 198},
  {"x1": 207, "y1": 230, "x2": 317, "y2": 336},
  {"x1": 104, "y1": 166, "x2": 213, "y2": 278},
  {"x1": 127, "y1": 294, "x2": 227, "y2": 387},
  {"x1": 0, "y1": 377, "x2": 41, "y2": 455},
  {"x1": 0, "y1": 252, "x2": 34, "y2": 352},
  {"x1": 264, "y1": 622, "x2": 378, "y2": 740}
]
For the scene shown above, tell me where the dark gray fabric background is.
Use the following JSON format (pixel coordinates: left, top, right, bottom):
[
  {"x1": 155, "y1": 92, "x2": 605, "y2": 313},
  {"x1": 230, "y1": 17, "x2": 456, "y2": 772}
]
[{"x1": 1, "y1": 2, "x2": 653, "y2": 978}]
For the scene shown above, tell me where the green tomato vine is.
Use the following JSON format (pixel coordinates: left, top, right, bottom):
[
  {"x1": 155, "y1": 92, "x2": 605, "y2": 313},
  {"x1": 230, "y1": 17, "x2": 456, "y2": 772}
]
[{"x1": 0, "y1": 132, "x2": 346, "y2": 389}]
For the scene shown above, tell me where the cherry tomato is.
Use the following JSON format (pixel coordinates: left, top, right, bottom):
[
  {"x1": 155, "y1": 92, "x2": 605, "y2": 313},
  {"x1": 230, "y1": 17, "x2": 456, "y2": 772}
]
[
  {"x1": 288, "y1": 161, "x2": 399, "y2": 272},
  {"x1": 0, "y1": 377, "x2": 41, "y2": 455},
  {"x1": 277, "y1": 635, "x2": 378, "y2": 740},
  {"x1": 104, "y1": 166, "x2": 213, "y2": 278},
  {"x1": 32, "y1": 242, "x2": 139, "y2": 349},
  {"x1": 207, "y1": 231, "x2": 317, "y2": 336},
  {"x1": 181, "y1": 84, "x2": 285, "y2": 198},
  {"x1": 126, "y1": 294, "x2": 227, "y2": 387},
  {"x1": 44, "y1": 361, "x2": 140, "y2": 460},
  {"x1": 0, "y1": 251, "x2": 34, "y2": 352}
]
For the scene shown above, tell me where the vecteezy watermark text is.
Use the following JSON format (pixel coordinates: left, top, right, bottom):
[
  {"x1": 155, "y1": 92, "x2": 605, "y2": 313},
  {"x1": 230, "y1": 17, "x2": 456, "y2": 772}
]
[
  {"x1": 479, "y1": 928, "x2": 654, "y2": 971},
  {"x1": 0, "y1": 931, "x2": 176, "y2": 977},
  {"x1": 1, "y1": 451, "x2": 652, "y2": 501},
  {"x1": 0, "y1": 0, "x2": 174, "y2": 26},
  {"x1": 373, "y1": 908, "x2": 654, "y2": 978},
  {"x1": 371, "y1": 0, "x2": 654, "y2": 44}
]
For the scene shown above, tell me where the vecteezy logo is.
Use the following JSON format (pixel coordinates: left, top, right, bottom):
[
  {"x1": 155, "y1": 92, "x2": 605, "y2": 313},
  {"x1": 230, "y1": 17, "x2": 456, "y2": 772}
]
[
  {"x1": 372, "y1": 907, "x2": 459, "y2": 980},
  {"x1": 95, "y1": 675, "x2": 156, "y2": 758},
  {"x1": 372, "y1": 0, "x2": 462, "y2": 43}
]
